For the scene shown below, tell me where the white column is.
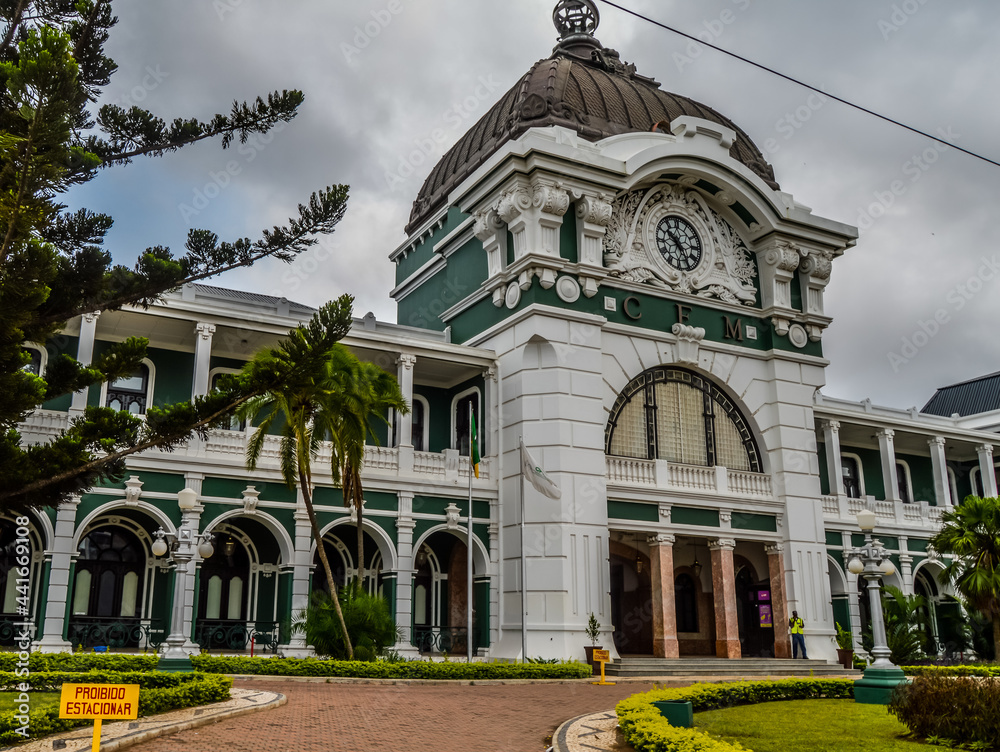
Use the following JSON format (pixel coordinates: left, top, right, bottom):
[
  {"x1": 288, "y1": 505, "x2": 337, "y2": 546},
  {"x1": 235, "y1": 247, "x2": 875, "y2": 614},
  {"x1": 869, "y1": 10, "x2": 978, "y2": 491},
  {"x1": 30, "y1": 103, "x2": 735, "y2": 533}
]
[
  {"x1": 35, "y1": 499, "x2": 80, "y2": 652},
  {"x1": 977, "y1": 444, "x2": 998, "y2": 497},
  {"x1": 899, "y1": 552, "x2": 914, "y2": 595},
  {"x1": 396, "y1": 354, "x2": 416, "y2": 447},
  {"x1": 393, "y1": 492, "x2": 418, "y2": 657},
  {"x1": 843, "y1": 550, "x2": 863, "y2": 655},
  {"x1": 70, "y1": 312, "x2": 101, "y2": 414},
  {"x1": 822, "y1": 420, "x2": 845, "y2": 497},
  {"x1": 927, "y1": 437, "x2": 953, "y2": 507},
  {"x1": 281, "y1": 505, "x2": 315, "y2": 657},
  {"x1": 877, "y1": 429, "x2": 900, "y2": 502},
  {"x1": 192, "y1": 323, "x2": 216, "y2": 398},
  {"x1": 483, "y1": 366, "x2": 497, "y2": 458}
]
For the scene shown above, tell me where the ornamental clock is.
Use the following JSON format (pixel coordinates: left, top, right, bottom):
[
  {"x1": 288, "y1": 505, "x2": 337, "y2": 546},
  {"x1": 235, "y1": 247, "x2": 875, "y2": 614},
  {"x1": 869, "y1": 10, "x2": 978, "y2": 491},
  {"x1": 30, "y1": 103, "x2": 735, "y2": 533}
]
[{"x1": 655, "y1": 215, "x2": 702, "y2": 271}]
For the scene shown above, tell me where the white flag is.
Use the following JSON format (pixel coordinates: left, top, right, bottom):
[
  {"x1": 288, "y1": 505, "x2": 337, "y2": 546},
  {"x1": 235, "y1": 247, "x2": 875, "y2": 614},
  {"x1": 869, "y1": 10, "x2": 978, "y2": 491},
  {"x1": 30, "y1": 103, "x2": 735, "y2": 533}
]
[{"x1": 520, "y1": 443, "x2": 561, "y2": 500}]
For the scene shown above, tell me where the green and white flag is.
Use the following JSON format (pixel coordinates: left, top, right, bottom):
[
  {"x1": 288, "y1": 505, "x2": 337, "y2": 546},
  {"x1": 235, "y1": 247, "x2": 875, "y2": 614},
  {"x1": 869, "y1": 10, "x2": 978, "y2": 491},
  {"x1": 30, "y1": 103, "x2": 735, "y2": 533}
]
[{"x1": 520, "y1": 443, "x2": 561, "y2": 500}]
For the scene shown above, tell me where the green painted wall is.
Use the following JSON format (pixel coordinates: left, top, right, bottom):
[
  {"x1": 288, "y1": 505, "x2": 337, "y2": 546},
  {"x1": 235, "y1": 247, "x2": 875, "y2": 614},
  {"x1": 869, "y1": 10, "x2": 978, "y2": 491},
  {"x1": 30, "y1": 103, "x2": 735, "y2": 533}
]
[
  {"x1": 475, "y1": 578, "x2": 490, "y2": 650},
  {"x1": 607, "y1": 500, "x2": 658, "y2": 523},
  {"x1": 203, "y1": 477, "x2": 297, "y2": 505},
  {"x1": 897, "y1": 451, "x2": 935, "y2": 504},
  {"x1": 825, "y1": 530, "x2": 843, "y2": 548},
  {"x1": 396, "y1": 235, "x2": 486, "y2": 331},
  {"x1": 817, "y1": 443, "x2": 830, "y2": 496},
  {"x1": 446, "y1": 279, "x2": 820, "y2": 357},
  {"x1": 731, "y1": 513, "x2": 777, "y2": 532},
  {"x1": 672, "y1": 507, "x2": 721, "y2": 527},
  {"x1": 907, "y1": 538, "x2": 929, "y2": 553},
  {"x1": 394, "y1": 207, "x2": 467, "y2": 284},
  {"x1": 99, "y1": 471, "x2": 185, "y2": 495}
]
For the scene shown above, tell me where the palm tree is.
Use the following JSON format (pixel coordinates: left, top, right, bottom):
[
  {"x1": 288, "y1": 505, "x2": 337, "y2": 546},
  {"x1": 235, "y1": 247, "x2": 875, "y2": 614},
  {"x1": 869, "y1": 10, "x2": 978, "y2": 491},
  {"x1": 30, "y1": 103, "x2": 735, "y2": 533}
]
[
  {"x1": 318, "y1": 348, "x2": 408, "y2": 584},
  {"x1": 930, "y1": 496, "x2": 1000, "y2": 659},
  {"x1": 238, "y1": 296, "x2": 355, "y2": 659}
]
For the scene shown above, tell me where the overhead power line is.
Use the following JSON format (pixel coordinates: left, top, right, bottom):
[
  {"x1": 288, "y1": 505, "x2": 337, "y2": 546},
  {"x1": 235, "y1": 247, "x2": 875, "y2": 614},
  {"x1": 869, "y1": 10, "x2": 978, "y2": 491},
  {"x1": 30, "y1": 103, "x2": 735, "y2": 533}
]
[{"x1": 595, "y1": 0, "x2": 1000, "y2": 171}]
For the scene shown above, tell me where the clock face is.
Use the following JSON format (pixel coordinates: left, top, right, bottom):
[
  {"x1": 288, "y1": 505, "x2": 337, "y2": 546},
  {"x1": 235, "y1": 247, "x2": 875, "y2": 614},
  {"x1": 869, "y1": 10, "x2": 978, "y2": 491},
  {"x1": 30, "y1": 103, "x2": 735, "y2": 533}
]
[{"x1": 655, "y1": 216, "x2": 702, "y2": 271}]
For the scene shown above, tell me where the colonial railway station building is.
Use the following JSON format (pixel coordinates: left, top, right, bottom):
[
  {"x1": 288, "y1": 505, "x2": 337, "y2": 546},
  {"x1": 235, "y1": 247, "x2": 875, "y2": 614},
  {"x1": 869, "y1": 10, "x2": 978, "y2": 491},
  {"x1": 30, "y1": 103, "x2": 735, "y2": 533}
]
[{"x1": 11, "y1": 1, "x2": 998, "y2": 664}]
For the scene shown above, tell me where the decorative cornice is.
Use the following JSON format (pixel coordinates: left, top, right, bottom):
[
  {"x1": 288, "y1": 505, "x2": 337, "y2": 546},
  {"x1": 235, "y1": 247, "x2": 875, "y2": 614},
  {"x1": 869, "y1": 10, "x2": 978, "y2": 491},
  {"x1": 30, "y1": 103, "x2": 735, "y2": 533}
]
[
  {"x1": 764, "y1": 543, "x2": 784, "y2": 556},
  {"x1": 648, "y1": 533, "x2": 676, "y2": 547},
  {"x1": 195, "y1": 323, "x2": 216, "y2": 341},
  {"x1": 709, "y1": 538, "x2": 736, "y2": 551},
  {"x1": 575, "y1": 194, "x2": 614, "y2": 226},
  {"x1": 397, "y1": 353, "x2": 417, "y2": 371}
]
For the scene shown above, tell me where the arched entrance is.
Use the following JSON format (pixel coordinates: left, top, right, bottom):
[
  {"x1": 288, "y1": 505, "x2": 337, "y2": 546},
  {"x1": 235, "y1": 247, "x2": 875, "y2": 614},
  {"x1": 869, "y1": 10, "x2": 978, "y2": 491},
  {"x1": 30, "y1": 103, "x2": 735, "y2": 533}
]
[
  {"x1": 411, "y1": 529, "x2": 486, "y2": 656},
  {"x1": 609, "y1": 536, "x2": 652, "y2": 655},
  {"x1": 0, "y1": 515, "x2": 44, "y2": 645},
  {"x1": 197, "y1": 516, "x2": 284, "y2": 653}
]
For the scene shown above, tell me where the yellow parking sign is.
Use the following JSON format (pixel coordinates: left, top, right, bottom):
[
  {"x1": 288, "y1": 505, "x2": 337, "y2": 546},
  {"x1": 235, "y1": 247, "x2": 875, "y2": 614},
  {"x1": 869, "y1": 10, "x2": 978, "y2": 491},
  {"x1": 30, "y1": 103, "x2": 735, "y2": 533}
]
[{"x1": 59, "y1": 684, "x2": 140, "y2": 752}]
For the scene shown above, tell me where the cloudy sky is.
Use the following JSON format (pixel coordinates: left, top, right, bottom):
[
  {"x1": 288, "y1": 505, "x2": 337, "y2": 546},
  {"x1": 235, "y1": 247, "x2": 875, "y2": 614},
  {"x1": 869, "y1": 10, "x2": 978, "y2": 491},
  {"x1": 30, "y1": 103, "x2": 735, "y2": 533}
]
[{"x1": 66, "y1": 0, "x2": 1000, "y2": 410}]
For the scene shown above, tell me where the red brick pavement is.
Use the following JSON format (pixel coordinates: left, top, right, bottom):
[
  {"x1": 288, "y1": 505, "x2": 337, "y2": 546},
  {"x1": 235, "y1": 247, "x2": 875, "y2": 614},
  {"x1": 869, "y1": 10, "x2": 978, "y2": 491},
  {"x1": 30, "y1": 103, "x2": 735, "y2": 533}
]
[{"x1": 131, "y1": 679, "x2": 660, "y2": 752}]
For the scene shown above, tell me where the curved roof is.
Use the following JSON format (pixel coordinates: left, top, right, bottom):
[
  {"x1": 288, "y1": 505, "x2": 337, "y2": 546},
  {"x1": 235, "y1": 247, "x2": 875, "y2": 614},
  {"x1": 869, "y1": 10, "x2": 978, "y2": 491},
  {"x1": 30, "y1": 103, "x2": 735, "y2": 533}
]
[{"x1": 406, "y1": 41, "x2": 779, "y2": 234}]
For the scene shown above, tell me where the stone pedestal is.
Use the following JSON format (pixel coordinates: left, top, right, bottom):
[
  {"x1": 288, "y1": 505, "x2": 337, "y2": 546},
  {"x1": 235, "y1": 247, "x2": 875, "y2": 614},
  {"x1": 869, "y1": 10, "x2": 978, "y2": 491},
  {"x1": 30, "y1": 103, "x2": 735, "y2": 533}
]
[{"x1": 854, "y1": 666, "x2": 908, "y2": 704}]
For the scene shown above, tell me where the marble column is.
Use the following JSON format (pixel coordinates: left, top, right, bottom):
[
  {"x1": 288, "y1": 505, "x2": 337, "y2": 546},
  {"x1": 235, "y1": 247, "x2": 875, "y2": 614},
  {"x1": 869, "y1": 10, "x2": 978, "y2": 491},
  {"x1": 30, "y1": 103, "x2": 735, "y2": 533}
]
[
  {"x1": 877, "y1": 429, "x2": 900, "y2": 502},
  {"x1": 648, "y1": 534, "x2": 679, "y2": 659},
  {"x1": 765, "y1": 544, "x2": 791, "y2": 659},
  {"x1": 709, "y1": 539, "x2": 740, "y2": 659},
  {"x1": 821, "y1": 420, "x2": 845, "y2": 497},
  {"x1": 35, "y1": 498, "x2": 80, "y2": 652},
  {"x1": 192, "y1": 323, "x2": 216, "y2": 398},
  {"x1": 70, "y1": 312, "x2": 101, "y2": 414},
  {"x1": 977, "y1": 444, "x2": 997, "y2": 497},
  {"x1": 927, "y1": 437, "x2": 952, "y2": 507}
]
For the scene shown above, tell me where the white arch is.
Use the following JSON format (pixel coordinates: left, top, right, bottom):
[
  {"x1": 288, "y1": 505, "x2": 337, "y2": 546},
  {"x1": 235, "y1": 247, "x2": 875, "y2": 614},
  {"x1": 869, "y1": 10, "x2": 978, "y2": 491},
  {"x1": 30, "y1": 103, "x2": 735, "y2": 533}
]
[
  {"x1": 16, "y1": 509, "x2": 54, "y2": 551},
  {"x1": 912, "y1": 559, "x2": 951, "y2": 595},
  {"x1": 202, "y1": 509, "x2": 293, "y2": 566},
  {"x1": 826, "y1": 554, "x2": 848, "y2": 595},
  {"x1": 72, "y1": 499, "x2": 175, "y2": 548},
  {"x1": 411, "y1": 524, "x2": 490, "y2": 576},
  {"x1": 314, "y1": 517, "x2": 398, "y2": 571}
]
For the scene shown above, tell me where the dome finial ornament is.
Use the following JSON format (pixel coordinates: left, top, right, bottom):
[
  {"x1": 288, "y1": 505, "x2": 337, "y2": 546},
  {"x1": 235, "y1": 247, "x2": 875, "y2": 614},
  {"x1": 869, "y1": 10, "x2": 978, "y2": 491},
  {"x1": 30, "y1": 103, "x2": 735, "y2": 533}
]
[{"x1": 554, "y1": 0, "x2": 601, "y2": 49}]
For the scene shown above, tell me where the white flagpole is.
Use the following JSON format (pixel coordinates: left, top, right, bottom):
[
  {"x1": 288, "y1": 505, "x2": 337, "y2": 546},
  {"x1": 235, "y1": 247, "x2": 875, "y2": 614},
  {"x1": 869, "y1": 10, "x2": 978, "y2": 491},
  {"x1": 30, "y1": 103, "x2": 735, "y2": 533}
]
[
  {"x1": 467, "y1": 402, "x2": 474, "y2": 664},
  {"x1": 519, "y1": 435, "x2": 527, "y2": 663}
]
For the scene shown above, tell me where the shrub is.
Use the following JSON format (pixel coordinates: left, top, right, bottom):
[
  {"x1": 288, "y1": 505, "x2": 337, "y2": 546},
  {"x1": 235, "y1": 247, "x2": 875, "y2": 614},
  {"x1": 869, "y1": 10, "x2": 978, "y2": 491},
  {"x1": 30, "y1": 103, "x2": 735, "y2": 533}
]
[
  {"x1": 190, "y1": 654, "x2": 591, "y2": 679},
  {"x1": 616, "y1": 679, "x2": 855, "y2": 752},
  {"x1": 303, "y1": 584, "x2": 398, "y2": 661},
  {"x1": 0, "y1": 653, "x2": 159, "y2": 673},
  {"x1": 889, "y1": 674, "x2": 1000, "y2": 747},
  {"x1": 0, "y1": 670, "x2": 212, "y2": 692},
  {"x1": 902, "y1": 665, "x2": 1000, "y2": 678}
]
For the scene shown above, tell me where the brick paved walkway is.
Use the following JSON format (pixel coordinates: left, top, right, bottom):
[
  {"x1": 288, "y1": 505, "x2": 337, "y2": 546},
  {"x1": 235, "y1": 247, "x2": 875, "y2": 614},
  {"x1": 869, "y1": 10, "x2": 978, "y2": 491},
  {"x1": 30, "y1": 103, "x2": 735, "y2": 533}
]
[{"x1": 130, "y1": 680, "x2": 660, "y2": 752}]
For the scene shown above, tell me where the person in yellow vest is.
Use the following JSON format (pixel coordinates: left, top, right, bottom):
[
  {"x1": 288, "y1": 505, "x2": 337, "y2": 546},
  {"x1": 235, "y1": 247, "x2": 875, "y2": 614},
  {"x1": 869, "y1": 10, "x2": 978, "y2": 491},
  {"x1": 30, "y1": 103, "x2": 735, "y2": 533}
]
[{"x1": 789, "y1": 610, "x2": 807, "y2": 659}]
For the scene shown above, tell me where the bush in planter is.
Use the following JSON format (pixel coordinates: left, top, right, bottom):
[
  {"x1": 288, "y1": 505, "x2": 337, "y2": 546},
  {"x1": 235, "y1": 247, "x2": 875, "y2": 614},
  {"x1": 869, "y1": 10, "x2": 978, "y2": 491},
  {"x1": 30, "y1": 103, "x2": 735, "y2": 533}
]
[{"x1": 301, "y1": 583, "x2": 398, "y2": 661}]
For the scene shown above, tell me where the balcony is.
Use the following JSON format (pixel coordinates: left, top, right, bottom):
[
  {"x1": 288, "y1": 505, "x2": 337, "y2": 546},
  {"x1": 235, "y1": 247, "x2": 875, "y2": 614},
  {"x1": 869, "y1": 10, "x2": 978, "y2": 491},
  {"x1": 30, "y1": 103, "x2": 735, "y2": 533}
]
[
  {"x1": 821, "y1": 494, "x2": 946, "y2": 530},
  {"x1": 17, "y1": 411, "x2": 492, "y2": 485},
  {"x1": 606, "y1": 457, "x2": 773, "y2": 499}
]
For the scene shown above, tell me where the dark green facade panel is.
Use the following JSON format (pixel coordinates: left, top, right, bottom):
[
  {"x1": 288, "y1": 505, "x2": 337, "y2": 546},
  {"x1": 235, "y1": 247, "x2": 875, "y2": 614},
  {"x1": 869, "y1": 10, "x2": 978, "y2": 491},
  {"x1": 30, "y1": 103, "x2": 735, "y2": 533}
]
[
  {"x1": 203, "y1": 477, "x2": 297, "y2": 504},
  {"x1": 825, "y1": 530, "x2": 843, "y2": 548},
  {"x1": 907, "y1": 538, "x2": 928, "y2": 553},
  {"x1": 731, "y1": 512, "x2": 777, "y2": 532},
  {"x1": 672, "y1": 506, "x2": 721, "y2": 528},
  {"x1": 607, "y1": 500, "x2": 659, "y2": 523}
]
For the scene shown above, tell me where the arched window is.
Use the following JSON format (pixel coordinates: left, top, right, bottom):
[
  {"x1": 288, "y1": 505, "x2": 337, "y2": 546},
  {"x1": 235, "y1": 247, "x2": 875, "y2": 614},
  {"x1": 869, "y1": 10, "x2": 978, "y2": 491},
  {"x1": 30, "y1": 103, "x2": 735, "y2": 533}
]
[
  {"x1": 21, "y1": 347, "x2": 43, "y2": 376},
  {"x1": 453, "y1": 390, "x2": 481, "y2": 458},
  {"x1": 106, "y1": 364, "x2": 150, "y2": 415},
  {"x1": 73, "y1": 528, "x2": 146, "y2": 618},
  {"x1": 605, "y1": 367, "x2": 761, "y2": 472},
  {"x1": 197, "y1": 534, "x2": 249, "y2": 622}
]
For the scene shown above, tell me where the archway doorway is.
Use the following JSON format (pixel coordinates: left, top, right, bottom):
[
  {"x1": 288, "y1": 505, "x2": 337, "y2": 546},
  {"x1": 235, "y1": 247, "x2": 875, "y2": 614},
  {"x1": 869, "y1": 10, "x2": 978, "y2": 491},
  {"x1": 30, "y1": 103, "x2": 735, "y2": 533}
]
[
  {"x1": 735, "y1": 559, "x2": 774, "y2": 657},
  {"x1": 609, "y1": 537, "x2": 652, "y2": 655}
]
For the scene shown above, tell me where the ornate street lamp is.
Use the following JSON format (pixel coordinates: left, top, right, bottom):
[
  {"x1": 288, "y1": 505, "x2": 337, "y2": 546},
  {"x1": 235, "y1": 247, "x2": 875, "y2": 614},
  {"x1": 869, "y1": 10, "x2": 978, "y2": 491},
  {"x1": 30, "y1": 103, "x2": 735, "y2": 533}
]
[
  {"x1": 152, "y1": 488, "x2": 215, "y2": 672},
  {"x1": 847, "y1": 509, "x2": 907, "y2": 704}
]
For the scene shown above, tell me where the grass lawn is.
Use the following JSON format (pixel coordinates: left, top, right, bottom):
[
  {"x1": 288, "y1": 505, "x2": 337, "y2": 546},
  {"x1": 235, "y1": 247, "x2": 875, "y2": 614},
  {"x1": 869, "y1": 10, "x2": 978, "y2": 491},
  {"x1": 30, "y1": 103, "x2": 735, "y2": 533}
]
[
  {"x1": 0, "y1": 692, "x2": 61, "y2": 714},
  {"x1": 695, "y1": 699, "x2": 928, "y2": 751}
]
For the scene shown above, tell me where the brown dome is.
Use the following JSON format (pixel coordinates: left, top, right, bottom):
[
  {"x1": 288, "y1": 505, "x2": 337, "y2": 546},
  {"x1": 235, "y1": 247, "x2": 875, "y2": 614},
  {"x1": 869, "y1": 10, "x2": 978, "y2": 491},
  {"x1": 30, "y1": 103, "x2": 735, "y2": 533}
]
[{"x1": 406, "y1": 39, "x2": 779, "y2": 235}]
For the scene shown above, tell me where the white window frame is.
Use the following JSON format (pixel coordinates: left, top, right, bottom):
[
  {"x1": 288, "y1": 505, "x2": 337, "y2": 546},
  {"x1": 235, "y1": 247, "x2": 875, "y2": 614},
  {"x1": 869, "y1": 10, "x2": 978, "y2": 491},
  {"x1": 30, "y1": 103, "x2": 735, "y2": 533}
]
[
  {"x1": 410, "y1": 394, "x2": 430, "y2": 452},
  {"x1": 895, "y1": 459, "x2": 914, "y2": 503},
  {"x1": 99, "y1": 357, "x2": 156, "y2": 415},
  {"x1": 450, "y1": 387, "x2": 482, "y2": 451},
  {"x1": 22, "y1": 343, "x2": 46, "y2": 376},
  {"x1": 208, "y1": 367, "x2": 246, "y2": 431},
  {"x1": 841, "y1": 452, "x2": 866, "y2": 498},
  {"x1": 947, "y1": 466, "x2": 959, "y2": 506}
]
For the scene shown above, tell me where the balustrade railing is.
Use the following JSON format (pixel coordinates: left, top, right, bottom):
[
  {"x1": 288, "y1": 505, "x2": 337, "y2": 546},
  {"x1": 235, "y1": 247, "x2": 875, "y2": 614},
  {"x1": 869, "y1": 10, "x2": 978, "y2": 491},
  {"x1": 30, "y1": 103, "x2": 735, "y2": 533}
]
[
  {"x1": 606, "y1": 457, "x2": 656, "y2": 485},
  {"x1": 67, "y1": 617, "x2": 166, "y2": 651},
  {"x1": 0, "y1": 618, "x2": 33, "y2": 647},
  {"x1": 195, "y1": 619, "x2": 280, "y2": 653},
  {"x1": 728, "y1": 469, "x2": 773, "y2": 497}
]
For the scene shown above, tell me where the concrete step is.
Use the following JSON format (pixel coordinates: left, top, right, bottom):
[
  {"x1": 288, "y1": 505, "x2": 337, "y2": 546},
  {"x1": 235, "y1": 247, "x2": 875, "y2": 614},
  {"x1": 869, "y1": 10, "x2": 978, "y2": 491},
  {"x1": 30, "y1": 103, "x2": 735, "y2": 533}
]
[{"x1": 604, "y1": 657, "x2": 858, "y2": 678}]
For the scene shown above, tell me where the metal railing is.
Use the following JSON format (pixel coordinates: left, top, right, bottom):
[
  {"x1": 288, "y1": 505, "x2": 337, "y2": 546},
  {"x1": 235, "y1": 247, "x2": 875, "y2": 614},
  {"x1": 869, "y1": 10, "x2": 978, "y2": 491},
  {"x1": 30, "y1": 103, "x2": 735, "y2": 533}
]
[
  {"x1": 0, "y1": 618, "x2": 33, "y2": 646},
  {"x1": 412, "y1": 626, "x2": 473, "y2": 655},
  {"x1": 195, "y1": 619, "x2": 280, "y2": 653},
  {"x1": 67, "y1": 618, "x2": 166, "y2": 651}
]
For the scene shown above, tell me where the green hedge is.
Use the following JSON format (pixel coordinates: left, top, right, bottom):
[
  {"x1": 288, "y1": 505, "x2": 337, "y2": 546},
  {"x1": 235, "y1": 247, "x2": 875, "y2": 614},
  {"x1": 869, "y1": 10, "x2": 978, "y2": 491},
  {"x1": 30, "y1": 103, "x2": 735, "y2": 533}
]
[
  {"x1": 0, "y1": 653, "x2": 159, "y2": 673},
  {"x1": 889, "y1": 674, "x2": 1000, "y2": 747},
  {"x1": 0, "y1": 674, "x2": 232, "y2": 745},
  {"x1": 0, "y1": 670, "x2": 210, "y2": 692},
  {"x1": 191, "y1": 655, "x2": 591, "y2": 680},
  {"x1": 901, "y1": 664, "x2": 1000, "y2": 678},
  {"x1": 616, "y1": 679, "x2": 855, "y2": 752}
]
